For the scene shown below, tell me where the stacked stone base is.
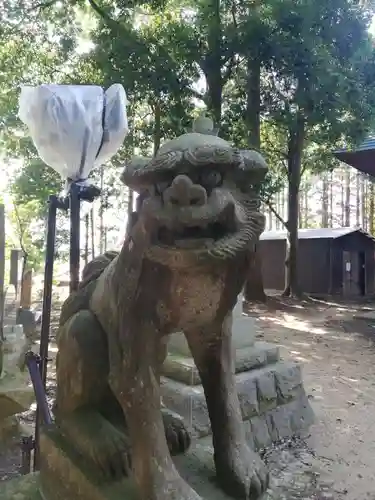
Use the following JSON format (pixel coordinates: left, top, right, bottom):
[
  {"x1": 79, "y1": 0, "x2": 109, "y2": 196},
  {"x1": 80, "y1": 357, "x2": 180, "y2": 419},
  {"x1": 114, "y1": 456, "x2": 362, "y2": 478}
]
[{"x1": 161, "y1": 340, "x2": 314, "y2": 450}]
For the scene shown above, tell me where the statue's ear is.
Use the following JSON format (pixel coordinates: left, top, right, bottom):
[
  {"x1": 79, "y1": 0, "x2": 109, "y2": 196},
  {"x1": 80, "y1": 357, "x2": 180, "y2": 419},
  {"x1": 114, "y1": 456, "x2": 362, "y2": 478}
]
[
  {"x1": 239, "y1": 150, "x2": 268, "y2": 185},
  {"x1": 120, "y1": 156, "x2": 152, "y2": 188}
]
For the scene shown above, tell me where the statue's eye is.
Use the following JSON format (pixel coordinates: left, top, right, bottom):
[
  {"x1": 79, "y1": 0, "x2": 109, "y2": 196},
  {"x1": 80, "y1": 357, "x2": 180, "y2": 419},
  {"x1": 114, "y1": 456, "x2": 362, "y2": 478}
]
[
  {"x1": 154, "y1": 181, "x2": 170, "y2": 195},
  {"x1": 240, "y1": 183, "x2": 255, "y2": 194},
  {"x1": 200, "y1": 170, "x2": 223, "y2": 188}
]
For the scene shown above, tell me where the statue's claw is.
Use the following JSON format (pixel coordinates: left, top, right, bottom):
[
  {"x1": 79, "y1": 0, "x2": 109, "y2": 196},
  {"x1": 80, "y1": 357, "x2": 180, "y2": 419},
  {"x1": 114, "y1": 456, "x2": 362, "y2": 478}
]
[{"x1": 162, "y1": 408, "x2": 191, "y2": 455}]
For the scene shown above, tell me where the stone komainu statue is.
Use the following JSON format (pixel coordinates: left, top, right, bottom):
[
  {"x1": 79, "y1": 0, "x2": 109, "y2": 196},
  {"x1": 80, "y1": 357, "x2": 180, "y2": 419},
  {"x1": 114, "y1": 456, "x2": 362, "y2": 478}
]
[{"x1": 54, "y1": 116, "x2": 269, "y2": 500}]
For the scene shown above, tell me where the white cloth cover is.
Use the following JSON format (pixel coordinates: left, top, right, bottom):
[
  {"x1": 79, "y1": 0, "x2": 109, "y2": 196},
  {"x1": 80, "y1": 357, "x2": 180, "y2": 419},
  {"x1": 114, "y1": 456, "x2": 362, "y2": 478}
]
[{"x1": 18, "y1": 84, "x2": 129, "y2": 182}]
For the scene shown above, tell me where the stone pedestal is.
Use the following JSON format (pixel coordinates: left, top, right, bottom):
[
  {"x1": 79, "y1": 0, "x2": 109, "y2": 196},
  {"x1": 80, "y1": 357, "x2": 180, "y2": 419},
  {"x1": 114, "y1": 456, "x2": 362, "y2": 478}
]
[
  {"x1": 37, "y1": 429, "x2": 266, "y2": 500},
  {"x1": 161, "y1": 301, "x2": 314, "y2": 448}
]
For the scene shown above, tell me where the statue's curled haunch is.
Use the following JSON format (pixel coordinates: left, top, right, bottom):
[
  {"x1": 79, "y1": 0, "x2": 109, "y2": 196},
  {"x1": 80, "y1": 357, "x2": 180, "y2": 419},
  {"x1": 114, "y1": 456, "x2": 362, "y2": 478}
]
[{"x1": 54, "y1": 116, "x2": 269, "y2": 500}]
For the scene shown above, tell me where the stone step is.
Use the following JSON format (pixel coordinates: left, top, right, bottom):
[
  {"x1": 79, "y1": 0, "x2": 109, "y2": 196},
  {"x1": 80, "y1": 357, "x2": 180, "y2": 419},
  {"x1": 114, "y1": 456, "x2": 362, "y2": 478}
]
[
  {"x1": 161, "y1": 360, "x2": 313, "y2": 442},
  {"x1": 162, "y1": 341, "x2": 280, "y2": 386}
]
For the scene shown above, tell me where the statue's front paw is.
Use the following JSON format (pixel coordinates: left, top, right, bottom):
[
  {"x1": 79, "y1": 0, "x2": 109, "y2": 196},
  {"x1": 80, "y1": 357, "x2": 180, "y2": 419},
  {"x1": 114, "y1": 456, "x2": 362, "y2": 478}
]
[
  {"x1": 162, "y1": 408, "x2": 191, "y2": 455},
  {"x1": 215, "y1": 445, "x2": 269, "y2": 499},
  {"x1": 94, "y1": 427, "x2": 132, "y2": 480}
]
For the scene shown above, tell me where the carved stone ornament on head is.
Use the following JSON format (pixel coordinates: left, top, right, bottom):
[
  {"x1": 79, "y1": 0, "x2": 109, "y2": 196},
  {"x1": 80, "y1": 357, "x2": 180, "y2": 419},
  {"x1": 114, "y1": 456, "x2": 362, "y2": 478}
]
[
  {"x1": 52, "y1": 116, "x2": 269, "y2": 500},
  {"x1": 121, "y1": 115, "x2": 267, "y2": 267}
]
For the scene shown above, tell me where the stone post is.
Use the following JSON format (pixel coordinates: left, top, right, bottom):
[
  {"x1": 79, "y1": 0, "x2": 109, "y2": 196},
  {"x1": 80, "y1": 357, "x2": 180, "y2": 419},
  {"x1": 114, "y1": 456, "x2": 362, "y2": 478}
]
[{"x1": 20, "y1": 269, "x2": 33, "y2": 310}]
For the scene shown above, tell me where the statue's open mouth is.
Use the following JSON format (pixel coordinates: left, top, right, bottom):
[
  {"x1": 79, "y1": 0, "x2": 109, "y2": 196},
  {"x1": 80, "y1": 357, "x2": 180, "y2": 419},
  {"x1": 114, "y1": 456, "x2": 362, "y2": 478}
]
[{"x1": 156, "y1": 221, "x2": 231, "y2": 249}]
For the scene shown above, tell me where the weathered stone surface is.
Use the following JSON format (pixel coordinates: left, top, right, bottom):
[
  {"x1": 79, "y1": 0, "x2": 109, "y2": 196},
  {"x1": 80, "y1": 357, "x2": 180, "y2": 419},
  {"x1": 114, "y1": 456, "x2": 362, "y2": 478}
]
[
  {"x1": 0, "y1": 433, "x2": 336, "y2": 500},
  {"x1": 0, "y1": 472, "x2": 41, "y2": 500},
  {"x1": 237, "y1": 341, "x2": 280, "y2": 373},
  {"x1": 162, "y1": 341, "x2": 280, "y2": 386},
  {"x1": 2, "y1": 324, "x2": 29, "y2": 372},
  {"x1": 167, "y1": 300, "x2": 257, "y2": 359},
  {"x1": 0, "y1": 416, "x2": 20, "y2": 444},
  {"x1": 354, "y1": 310, "x2": 375, "y2": 321},
  {"x1": 0, "y1": 339, "x2": 3, "y2": 378},
  {"x1": 288, "y1": 396, "x2": 315, "y2": 433},
  {"x1": 39, "y1": 429, "x2": 137, "y2": 500},
  {"x1": 246, "y1": 416, "x2": 271, "y2": 450},
  {"x1": 19, "y1": 269, "x2": 33, "y2": 310},
  {"x1": 0, "y1": 373, "x2": 34, "y2": 421},
  {"x1": 36, "y1": 427, "x2": 328, "y2": 500},
  {"x1": 0, "y1": 322, "x2": 35, "y2": 426},
  {"x1": 256, "y1": 368, "x2": 278, "y2": 412},
  {"x1": 163, "y1": 355, "x2": 201, "y2": 385},
  {"x1": 274, "y1": 363, "x2": 303, "y2": 404},
  {"x1": 161, "y1": 361, "x2": 311, "y2": 441},
  {"x1": 50, "y1": 118, "x2": 274, "y2": 499},
  {"x1": 39, "y1": 428, "x2": 240, "y2": 500}
]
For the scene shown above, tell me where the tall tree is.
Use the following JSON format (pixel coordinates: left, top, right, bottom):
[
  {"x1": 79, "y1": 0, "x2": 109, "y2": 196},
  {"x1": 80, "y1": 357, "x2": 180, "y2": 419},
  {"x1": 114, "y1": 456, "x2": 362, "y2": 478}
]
[{"x1": 261, "y1": 0, "x2": 375, "y2": 296}]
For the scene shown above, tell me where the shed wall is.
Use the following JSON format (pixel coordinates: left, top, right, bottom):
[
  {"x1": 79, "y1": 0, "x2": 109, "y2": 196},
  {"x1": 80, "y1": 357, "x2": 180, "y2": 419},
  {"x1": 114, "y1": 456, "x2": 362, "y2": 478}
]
[
  {"x1": 259, "y1": 230, "x2": 375, "y2": 296},
  {"x1": 297, "y1": 239, "x2": 331, "y2": 295},
  {"x1": 259, "y1": 239, "x2": 286, "y2": 290},
  {"x1": 331, "y1": 232, "x2": 375, "y2": 295}
]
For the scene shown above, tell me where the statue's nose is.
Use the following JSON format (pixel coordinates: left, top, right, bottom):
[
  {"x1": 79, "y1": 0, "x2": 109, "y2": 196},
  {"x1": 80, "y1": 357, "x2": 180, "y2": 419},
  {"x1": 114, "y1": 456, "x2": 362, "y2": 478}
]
[{"x1": 164, "y1": 175, "x2": 207, "y2": 207}]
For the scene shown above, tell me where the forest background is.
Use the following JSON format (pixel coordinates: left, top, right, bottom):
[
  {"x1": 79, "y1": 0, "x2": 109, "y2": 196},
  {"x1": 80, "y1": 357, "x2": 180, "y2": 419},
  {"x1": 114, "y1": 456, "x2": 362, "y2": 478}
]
[{"x1": 2, "y1": 0, "x2": 375, "y2": 297}]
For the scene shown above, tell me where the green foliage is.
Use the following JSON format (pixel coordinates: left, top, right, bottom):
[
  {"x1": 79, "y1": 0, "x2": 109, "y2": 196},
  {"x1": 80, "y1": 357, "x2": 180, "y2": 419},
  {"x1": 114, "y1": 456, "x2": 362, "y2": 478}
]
[
  {"x1": 8, "y1": 200, "x2": 46, "y2": 270},
  {"x1": 2, "y1": 0, "x2": 375, "y2": 283},
  {"x1": 12, "y1": 159, "x2": 62, "y2": 213},
  {"x1": 263, "y1": 0, "x2": 375, "y2": 147}
]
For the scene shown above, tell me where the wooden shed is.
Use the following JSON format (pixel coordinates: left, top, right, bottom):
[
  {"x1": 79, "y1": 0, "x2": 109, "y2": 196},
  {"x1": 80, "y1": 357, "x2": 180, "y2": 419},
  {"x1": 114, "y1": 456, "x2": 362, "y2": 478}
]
[{"x1": 259, "y1": 227, "x2": 375, "y2": 297}]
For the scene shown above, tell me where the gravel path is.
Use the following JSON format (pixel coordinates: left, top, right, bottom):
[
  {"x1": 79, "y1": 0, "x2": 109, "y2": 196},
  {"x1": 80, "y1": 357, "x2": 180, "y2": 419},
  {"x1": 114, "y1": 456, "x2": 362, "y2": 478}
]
[{"x1": 246, "y1": 296, "x2": 375, "y2": 500}]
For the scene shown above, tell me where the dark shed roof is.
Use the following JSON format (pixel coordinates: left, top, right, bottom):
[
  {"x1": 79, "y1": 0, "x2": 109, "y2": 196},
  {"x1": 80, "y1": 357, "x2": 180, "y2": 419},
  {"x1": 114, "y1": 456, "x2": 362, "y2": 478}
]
[
  {"x1": 260, "y1": 227, "x2": 375, "y2": 242},
  {"x1": 334, "y1": 137, "x2": 375, "y2": 176}
]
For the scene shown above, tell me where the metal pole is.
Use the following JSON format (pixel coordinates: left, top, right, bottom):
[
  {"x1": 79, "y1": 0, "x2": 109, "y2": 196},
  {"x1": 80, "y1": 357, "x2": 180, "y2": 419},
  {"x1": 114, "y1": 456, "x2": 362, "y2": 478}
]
[
  {"x1": 69, "y1": 184, "x2": 81, "y2": 293},
  {"x1": 26, "y1": 353, "x2": 53, "y2": 426},
  {"x1": 33, "y1": 195, "x2": 58, "y2": 470},
  {"x1": 21, "y1": 435, "x2": 34, "y2": 475}
]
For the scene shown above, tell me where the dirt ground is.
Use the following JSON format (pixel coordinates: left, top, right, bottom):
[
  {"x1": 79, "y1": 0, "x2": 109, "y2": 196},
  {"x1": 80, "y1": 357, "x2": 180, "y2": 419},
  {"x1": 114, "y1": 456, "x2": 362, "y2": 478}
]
[
  {"x1": 1, "y1": 291, "x2": 375, "y2": 499},
  {"x1": 244, "y1": 294, "x2": 375, "y2": 500}
]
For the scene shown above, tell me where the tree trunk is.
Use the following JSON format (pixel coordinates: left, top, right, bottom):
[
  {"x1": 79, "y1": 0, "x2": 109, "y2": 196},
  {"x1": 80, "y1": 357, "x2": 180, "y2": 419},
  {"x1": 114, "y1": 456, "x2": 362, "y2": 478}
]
[
  {"x1": 243, "y1": 247, "x2": 266, "y2": 302},
  {"x1": 283, "y1": 115, "x2": 305, "y2": 298},
  {"x1": 203, "y1": 0, "x2": 223, "y2": 125},
  {"x1": 345, "y1": 167, "x2": 351, "y2": 226},
  {"x1": 276, "y1": 192, "x2": 281, "y2": 229},
  {"x1": 243, "y1": 54, "x2": 266, "y2": 303},
  {"x1": 281, "y1": 187, "x2": 285, "y2": 223},
  {"x1": 153, "y1": 101, "x2": 162, "y2": 155},
  {"x1": 246, "y1": 56, "x2": 261, "y2": 150},
  {"x1": 84, "y1": 213, "x2": 89, "y2": 267},
  {"x1": 341, "y1": 168, "x2": 345, "y2": 226},
  {"x1": 369, "y1": 178, "x2": 375, "y2": 234},
  {"x1": 104, "y1": 227, "x2": 108, "y2": 253},
  {"x1": 127, "y1": 188, "x2": 134, "y2": 218},
  {"x1": 361, "y1": 174, "x2": 366, "y2": 229},
  {"x1": 90, "y1": 207, "x2": 95, "y2": 259},
  {"x1": 99, "y1": 166, "x2": 104, "y2": 255},
  {"x1": 298, "y1": 185, "x2": 303, "y2": 228},
  {"x1": 356, "y1": 171, "x2": 360, "y2": 226},
  {"x1": 304, "y1": 183, "x2": 309, "y2": 227},
  {"x1": 329, "y1": 170, "x2": 333, "y2": 227},
  {"x1": 322, "y1": 174, "x2": 329, "y2": 227},
  {"x1": 267, "y1": 206, "x2": 272, "y2": 230}
]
